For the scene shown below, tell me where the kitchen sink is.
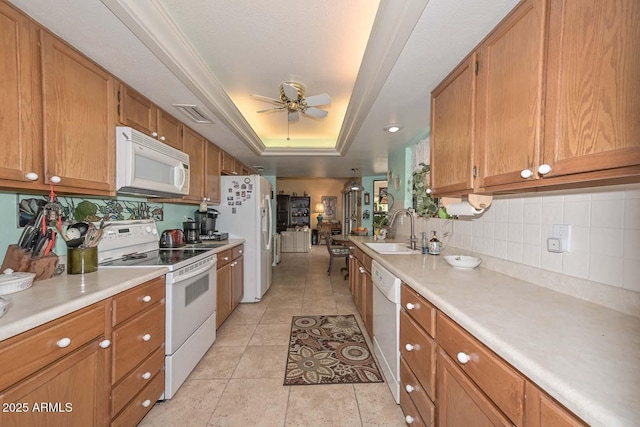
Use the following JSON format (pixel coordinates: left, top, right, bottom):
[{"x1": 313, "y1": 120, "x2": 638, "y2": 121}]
[{"x1": 364, "y1": 242, "x2": 419, "y2": 254}]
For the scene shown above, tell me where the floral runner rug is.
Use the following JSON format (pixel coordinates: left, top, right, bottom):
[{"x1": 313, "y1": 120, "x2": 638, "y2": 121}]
[{"x1": 284, "y1": 315, "x2": 384, "y2": 385}]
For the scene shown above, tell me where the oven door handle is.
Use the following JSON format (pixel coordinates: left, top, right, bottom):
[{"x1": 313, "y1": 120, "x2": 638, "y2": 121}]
[{"x1": 171, "y1": 261, "x2": 217, "y2": 284}]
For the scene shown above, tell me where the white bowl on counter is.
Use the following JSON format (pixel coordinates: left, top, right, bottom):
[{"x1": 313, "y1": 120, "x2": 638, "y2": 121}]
[{"x1": 444, "y1": 255, "x2": 482, "y2": 269}]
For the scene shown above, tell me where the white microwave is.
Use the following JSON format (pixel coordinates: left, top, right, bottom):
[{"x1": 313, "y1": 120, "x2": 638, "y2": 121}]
[{"x1": 116, "y1": 126, "x2": 190, "y2": 198}]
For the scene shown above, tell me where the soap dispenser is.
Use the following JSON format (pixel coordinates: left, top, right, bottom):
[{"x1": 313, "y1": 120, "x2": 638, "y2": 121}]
[{"x1": 428, "y1": 231, "x2": 441, "y2": 255}]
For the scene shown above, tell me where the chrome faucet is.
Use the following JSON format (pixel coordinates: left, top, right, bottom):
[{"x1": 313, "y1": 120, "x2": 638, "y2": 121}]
[{"x1": 389, "y1": 208, "x2": 418, "y2": 250}]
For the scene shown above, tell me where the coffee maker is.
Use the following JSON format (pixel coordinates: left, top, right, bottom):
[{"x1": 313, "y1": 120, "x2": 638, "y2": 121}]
[
  {"x1": 182, "y1": 219, "x2": 200, "y2": 244},
  {"x1": 194, "y1": 208, "x2": 219, "y2": 237}
]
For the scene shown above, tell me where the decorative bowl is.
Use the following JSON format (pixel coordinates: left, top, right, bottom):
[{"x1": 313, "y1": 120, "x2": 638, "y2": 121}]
[{"x1": 444, "y1": 255, "x2": 482, "y2": 269}]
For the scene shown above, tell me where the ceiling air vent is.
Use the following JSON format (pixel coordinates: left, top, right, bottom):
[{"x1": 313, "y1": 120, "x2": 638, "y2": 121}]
[{"x1": 172, "y1": 104, "x2": 214, "y2": 124}]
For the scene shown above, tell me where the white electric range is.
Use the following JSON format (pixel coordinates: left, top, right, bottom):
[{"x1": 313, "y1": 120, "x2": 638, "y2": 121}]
[{"x1": 98, "y1": 219, "x2": 222, "y2": 399}]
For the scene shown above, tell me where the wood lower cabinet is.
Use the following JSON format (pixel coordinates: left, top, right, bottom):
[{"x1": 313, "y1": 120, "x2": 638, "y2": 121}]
[
  {"x1": 348, "y1": 247, "x2": 372, "y2": 339},
  {"x1": 110, "y1": 276, "x2": 165, "y2": 425},
  {"x1": 217, "y1": 245, "x2": 244, "y2": 328},
  {"x1": 231, "y1": 245, "x2": 245, "y2": 307},
  {"x1": 399, "y1": 284, "x2": 437, "y2": 426},
  {"x1": 0, "y1": 301, "x2": 110, "y2": 427},
  {"x1": 396, "y1": 282, "x2": 586, "y2": 427},
  {"x1": 437, "y1": 348, "x2": 513, "y2": 427},
  {"x1": 524, "y1": 382, "x2": 587, "y2": 427}
]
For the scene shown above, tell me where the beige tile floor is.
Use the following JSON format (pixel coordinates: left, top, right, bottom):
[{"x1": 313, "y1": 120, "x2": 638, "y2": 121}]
[{"x1": 139, "y1": 245, "x2": 405, "y2": 427}]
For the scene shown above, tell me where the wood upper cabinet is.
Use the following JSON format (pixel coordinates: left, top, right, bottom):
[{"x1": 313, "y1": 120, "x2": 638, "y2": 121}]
[
  {"x1": 542, "y1": 0, "x2": 640, "y2": 180},
  {"x1": 430, "y1": 53, "x2": 476, "y2": 196},
  {"x1": 0, "y1": 2, "x2": 37, "y2": 187},
  {"x1": 476, "y1": 0, "x2": 545, "y2": 189},
  {"x1": 221, "y1": 151, "x2": 237, "y2": 175},
  {"x1": 118, "y1": 84, "x2": 183, "y2": 150},
  {"x1": 40, "y1": 30, "x2": 115, "y2": 194},
  {"x1": 205, "y1": 141, "x2": 221, "y2": 204},
  {"x1": 181, "y1": 126, "x2": 206, "y2": 201}
]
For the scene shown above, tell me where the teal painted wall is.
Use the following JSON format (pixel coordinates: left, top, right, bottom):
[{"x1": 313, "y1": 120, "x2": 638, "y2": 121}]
[
  {"x1": 360, "y1": 175, "x2": 387, "y2": 232},
  {"x1": 0, "y1": 174, "x2": 279, "y2": 262}
]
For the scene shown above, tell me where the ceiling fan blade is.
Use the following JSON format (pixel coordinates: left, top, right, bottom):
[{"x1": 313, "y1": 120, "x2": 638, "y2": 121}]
[
  {"x1": 256, "y1": 105, "x2": 286, "y2": 113},
  {"x1": 250, "y1": 94, "x2": 283, "y2": 105},
  {"x1": 282, "y1": 83, "x2": 299, "y2": 100},
  {"x1": 304, "y1": 93, "x2": 331, "y2": 107},
  {"x1": 303, "y1": 107, "x2": 328, "y2": 119},
  {"x1": 288, "y1": 111, "x2": 299, "y2": 122}
]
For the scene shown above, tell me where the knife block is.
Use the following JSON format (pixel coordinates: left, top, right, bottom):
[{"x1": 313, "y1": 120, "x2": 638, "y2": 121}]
[{"x1": 1, "y1": 245, "x2": 59, "y2": 282}]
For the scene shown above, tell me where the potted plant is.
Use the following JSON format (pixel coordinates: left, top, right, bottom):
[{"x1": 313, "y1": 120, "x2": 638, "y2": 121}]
[{"x1": 410, "y1": 162, "x2": 438, "y2": 218}]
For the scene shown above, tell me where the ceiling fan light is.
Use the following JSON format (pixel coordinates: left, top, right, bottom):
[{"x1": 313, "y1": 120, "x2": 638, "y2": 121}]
[{"x1": 384, "y1": 124, "x2": 404, "y2": 133}]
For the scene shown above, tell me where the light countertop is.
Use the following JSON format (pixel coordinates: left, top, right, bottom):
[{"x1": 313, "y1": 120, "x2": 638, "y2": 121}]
[
  {"x1": 0, "y1": 239, "x2": 245, "y2": 341},
  {"x1": 349, "y1": 236, "x2": 640, "y2": 427}
]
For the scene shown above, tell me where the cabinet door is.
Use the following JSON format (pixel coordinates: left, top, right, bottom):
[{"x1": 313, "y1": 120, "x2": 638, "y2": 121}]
[
  {"x1": 525, "y1": 382, "x2": 587, "y2": 427},
  {"x1": 543, "y1": 0, "x2": 640, "y2": 178},
  {"x1": 221, "y1": 151, "x2": 236, "y2": 175},
  {"x1": 437, "y1": 349, "x2": 512, "y2": 427},
  {"x1": 430, "y1": 54, "x2": 476, "y2": 195},
  {"x1": 119, "y1": 85, "x2": 157, "y2": 136},
  {"x1": 157, "y1": 110, "x2": 182, "y2": 150},
  {"x1": 216, "y1": 263, "x2": 232, "y2": 328},
  {"x1": 0, "y1": 341, "x2": 108, "y2": 427},
  {"x1": 362, "y1": 270, "x2": 373, "y2": 338},
  {"x1": 232, "y1": 256, "x2": 244, "y2": 307},
  {"x1": 182, "y1": 126, "x2": 205, "y2": 201},
  {"x1": 476, "y1": 0, "x2": 545, "y2": 189},
  {"x1": 0, "y1": 2, "x2": 36, "y2": 185},
  {"x1": 204, "y1": 141, "x2": 221, "y2": 204},
  {"x1": 40, "y1": 31, "x2": 115, "y2": 193}
]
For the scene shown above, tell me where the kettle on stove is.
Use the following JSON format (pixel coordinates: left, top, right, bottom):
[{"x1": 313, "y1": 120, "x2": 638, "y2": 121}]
[{"x1": 159, "y1": 229, "x2": 185, "y2": 248}]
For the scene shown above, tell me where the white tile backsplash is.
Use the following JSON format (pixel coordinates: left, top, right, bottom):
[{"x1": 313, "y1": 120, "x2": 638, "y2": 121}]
[{"x1": 389, "y1": 184, "x2": 639, "y2": 312}]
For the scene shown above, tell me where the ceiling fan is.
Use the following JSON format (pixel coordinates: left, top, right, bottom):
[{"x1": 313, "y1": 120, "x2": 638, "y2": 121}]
[{"x1": 251, "y1": 81, "x2": 331, "y2": 122}]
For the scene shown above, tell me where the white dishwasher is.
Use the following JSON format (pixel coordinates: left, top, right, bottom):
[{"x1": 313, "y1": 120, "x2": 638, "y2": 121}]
[{"x1": 371, "y1": 260, "x2": 401, "y2": 403}]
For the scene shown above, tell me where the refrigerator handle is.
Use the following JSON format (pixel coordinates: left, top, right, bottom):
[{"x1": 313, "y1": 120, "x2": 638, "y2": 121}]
[{"x1": 265, "y1": 194, "x2": 273, "y2": 250}]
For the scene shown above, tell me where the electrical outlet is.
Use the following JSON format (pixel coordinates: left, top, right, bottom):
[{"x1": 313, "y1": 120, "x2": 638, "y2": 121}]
[{"x1": 548, "y1": 224, "x2": 571, "y2": 252}]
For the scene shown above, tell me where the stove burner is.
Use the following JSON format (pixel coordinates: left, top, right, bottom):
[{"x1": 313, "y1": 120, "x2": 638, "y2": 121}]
[{"x1": 122, "y1": 252, "x2": 148, "y2": 261}]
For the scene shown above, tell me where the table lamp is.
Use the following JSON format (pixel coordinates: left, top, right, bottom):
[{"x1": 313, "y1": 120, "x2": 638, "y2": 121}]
[{"x1": 315, "y1": 202, "x2": 325, "y2": 224}]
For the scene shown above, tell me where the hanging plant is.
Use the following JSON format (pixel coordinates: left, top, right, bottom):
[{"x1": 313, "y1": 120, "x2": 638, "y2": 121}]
[{"x1": 410, "y1": 162, "x2": 438, "y2": 218}]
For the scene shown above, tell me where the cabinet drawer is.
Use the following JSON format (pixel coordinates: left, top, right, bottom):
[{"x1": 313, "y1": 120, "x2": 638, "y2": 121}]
[
  {"x1": 112, "y1": 346, "x2": 164, "y2": 417},
  {"x1": 401, "y1": 284, "x2": 436, "y2": 338},
  {"x1": 218, "y1": 249, "x2": 232, "y2": 267},
  {"x1": 399, "y1": 379, "x2": 428, "y2": 427},
  {"x1": 232, "y1": 244, "x2": 244, "y2": 260},
  {"x1": 111, "y1": 369, "x2": 164, "y2": 427},
  {"x1": 400, "y1": 310, "x2": 436, "y2": 400},
  {"x1": 112, "y1": 276, "x2": 165, "y2": 326},
  {"x1": 112, "y1": 303, "x2": 165, "y2": 384},
  {"x1": 437, "y1": 312, "x2": 524, "y2": 425},
  {"x1": 362, "y1": 252, "x2": 372, "y2": 273},
  {"x1": 0, "y1": 301, "x2": 106, "y2": 390},
  {"x1": 400, "y1": 356, "x2": 435, "y2": 426}
]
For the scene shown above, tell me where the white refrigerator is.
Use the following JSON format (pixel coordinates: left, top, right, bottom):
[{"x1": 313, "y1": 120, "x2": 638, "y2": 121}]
[{"x1": 214, "y1": 175, "x2": 273, "y2": 302}]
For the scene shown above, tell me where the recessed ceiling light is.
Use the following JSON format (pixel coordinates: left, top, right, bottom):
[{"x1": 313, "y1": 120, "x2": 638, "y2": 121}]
[{"x1": 383, "y1": 124, "x2": 404, "y2": 133}]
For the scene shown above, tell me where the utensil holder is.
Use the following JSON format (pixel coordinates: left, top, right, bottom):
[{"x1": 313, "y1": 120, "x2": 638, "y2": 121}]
[
  {"x1": 67, "y1": 247, "x2": 98, "y2": 274},
  {"x1": 0, "y1": 245, "x2": 59, "y2": 282}
]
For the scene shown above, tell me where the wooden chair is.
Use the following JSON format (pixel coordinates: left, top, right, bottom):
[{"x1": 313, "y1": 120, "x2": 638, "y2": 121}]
[
  {"x1": 323, "y1": 231, "x2": 349, "y2": 278},
  {"x1": 318, "y1": 222, "x2": 333, "y2": 244}
]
